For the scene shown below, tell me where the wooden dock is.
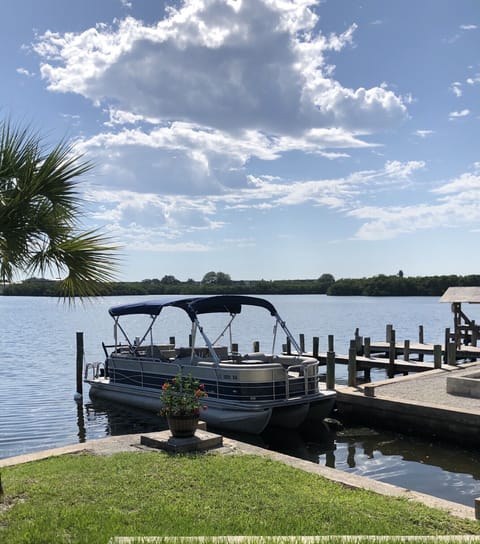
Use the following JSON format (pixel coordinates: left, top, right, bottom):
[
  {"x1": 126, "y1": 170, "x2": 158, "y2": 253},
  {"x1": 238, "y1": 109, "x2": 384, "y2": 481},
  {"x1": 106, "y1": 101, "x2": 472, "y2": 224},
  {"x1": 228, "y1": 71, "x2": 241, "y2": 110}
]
[
  {"x1": 279, "y1": 323, "x2": 480, "y2": 387},
  {"x1": 313, "y1": 351, "x2": 442, "y2": 373},
  {"x1": 369, "y1": 341, "x2": 480, "y2": 360}
]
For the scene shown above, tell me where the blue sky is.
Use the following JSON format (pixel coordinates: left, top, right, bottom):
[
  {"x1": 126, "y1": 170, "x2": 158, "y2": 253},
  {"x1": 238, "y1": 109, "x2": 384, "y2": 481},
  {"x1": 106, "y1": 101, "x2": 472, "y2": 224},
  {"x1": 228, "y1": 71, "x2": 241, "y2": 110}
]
[{"x1": 2, "y1": 0, "x2": 479, "y2": 281}]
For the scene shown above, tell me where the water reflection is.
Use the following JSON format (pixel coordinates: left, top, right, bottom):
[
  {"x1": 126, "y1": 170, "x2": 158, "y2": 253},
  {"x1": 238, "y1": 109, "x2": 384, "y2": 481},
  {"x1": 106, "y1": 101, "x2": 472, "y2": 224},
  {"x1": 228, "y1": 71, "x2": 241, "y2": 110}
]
[
  {"x1": 82, "y1": 399, "x2": 167, "y2": 440},
  {"x1": 76, "y1": 400, "x2": 86, "y2": 443}
]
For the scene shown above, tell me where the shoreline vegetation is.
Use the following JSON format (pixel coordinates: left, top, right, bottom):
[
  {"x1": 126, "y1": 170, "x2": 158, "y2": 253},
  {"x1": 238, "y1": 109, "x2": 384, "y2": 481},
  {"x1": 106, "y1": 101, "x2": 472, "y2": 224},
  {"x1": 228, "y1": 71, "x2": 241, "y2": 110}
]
[{"x1": 2, "y1": 271, "x2": 480, "y2": 298}]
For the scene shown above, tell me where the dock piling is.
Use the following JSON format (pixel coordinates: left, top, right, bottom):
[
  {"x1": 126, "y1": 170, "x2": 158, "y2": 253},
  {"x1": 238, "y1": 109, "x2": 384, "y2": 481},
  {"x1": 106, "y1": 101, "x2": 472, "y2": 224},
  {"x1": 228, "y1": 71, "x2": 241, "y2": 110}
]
[
  {"x1": 444, "y1": 328, "x2": 450, "y2": 363},
  {"x1": 447, "y1": 342, "x2": 457, "y2": 365},
  {"x1": 364, "y1": 337, "x2": 371, "y2": 358},
  {"x1": 312, "y1": 337, "x2": 319, "y2": 358},
  {"x1": 472, "y1": 320, "x2": 478, "y2": 347},
  {"x1": 75, "y1": 331, "x2": 84, "y2": 400},
  {"x1": 388, "y1": 329, "x2": 396, "y2": 378},
  {"x1": 348, "y1": 342, "x2": 357, "y2": 387},
  {"x1": 403, "y1": 339, "x2": 410, "y2": 362},
  {"x1": 326, "y1": 350, "x2": 335, "y2": 390},
  {"x1": 433, "y1": 344, "x2": 442, "y2": 369},
  {"x1": 418, "y1": 325, "x2": 425, "y2": 361}
]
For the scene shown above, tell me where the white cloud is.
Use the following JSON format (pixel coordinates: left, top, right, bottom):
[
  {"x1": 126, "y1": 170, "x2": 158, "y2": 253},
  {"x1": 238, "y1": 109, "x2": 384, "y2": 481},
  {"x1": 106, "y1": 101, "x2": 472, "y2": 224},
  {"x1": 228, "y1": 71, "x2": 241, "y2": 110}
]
[
  {"x1": 466, "y1": 75, "x2": 480, "y2": 86},
  {"x1": 82, "y1": 159, "x2": 428, "y2": 250},
  {"x1": 29, "y1": 0, "x2": 424, "y2": 252},
  {"x1": 414, "y1": 129, "x2": 434, "y2": 138},
  {"x1": 460, "y1": 24, "x2": 478, "y2": 30},
  {"x1": 349, "y1": 169, "x2": 480, "y2": 240},
  {"x1": 449, "y1": 109, "x2": 470, "y2": 119},
  {"x1": 432, "y1": 173, "x2": 480, "y2": 195},
  {"x1": 16, "y1": 67, "x2": 34, "y2": 77},
  {"x1": 450, "y1": 82, "x2": 462, "y2": 97},
  {"x1": 33, "y1": 0, "x2": 408, "y2": 136}
]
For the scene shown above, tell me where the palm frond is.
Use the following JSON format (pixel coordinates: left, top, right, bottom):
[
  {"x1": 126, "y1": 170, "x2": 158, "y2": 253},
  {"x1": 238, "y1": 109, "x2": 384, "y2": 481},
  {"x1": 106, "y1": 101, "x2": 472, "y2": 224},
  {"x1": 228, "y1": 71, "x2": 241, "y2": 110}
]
[{"x1": 0, "y1": 118, "x2": 121, "y2": 300}]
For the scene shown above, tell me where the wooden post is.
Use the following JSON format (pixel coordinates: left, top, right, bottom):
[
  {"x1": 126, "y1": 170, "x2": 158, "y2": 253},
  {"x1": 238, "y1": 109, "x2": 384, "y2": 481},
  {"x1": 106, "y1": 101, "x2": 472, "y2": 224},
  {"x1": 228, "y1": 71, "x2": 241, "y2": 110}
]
[
  {"x1": 447, "y1": 342, "x2": 457, "y2": 365},
  {"x1": 348, "y1": 344, "x2": 357, "y2": 387},
  {"x1": 386, "y1": 324, "x2": 393, "y2": 342},
  {"x1": 472, "y1": 321, "x2": 478, "y2": 347},
  {"x1": 312, "y1": 337, "x2": 319, "y2": 358},
  {"x1": 169, "y1": 336, "x2": 176, "y2": 346},
  {"x1": 364, "y1": 337, "x2": 371, "y2": 358},
  {"x1": 356, "y1": 336, "x2": 363, "y2": 355},
  {"x1": 286, "y1": 337, "x2": 291, "y2": 355},
  {"x1": 76, "y1": 331, "x2": 84, "y2": 399},
  {"x1": 403, "y1": 339, "x2": 410, "y2": 362},
  {"x1": 299, "y1": 334, "x2": 305, "y2": 352},
  {"x1": 253, "y1": 341, "x2": 260, "y2": 353},
  {"x1": 328, "y1": 334, "x2": 334, "y2": 353},
  {"x1": 326, "y1": 351, "x2": 335, "y2": 390},
  {"x1": 433, "y1": 344, "x2": 442, "y2": 369},
  {"x1": 444, "y1": 328, "x2": 450, "y2": 364},
  {"x1": 418, "y1": 325, "x2": 424, "y2": 361},
  {"x1": 388, "y1": 329, "x2": 396, "y2": 378}
]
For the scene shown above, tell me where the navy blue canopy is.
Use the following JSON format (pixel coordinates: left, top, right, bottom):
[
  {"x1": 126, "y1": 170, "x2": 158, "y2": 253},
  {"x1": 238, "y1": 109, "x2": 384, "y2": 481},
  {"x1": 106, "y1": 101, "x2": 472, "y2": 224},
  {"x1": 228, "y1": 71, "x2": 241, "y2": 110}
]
[{"x1": 108, "y1": 295, "x2": 278, "y2": 320}]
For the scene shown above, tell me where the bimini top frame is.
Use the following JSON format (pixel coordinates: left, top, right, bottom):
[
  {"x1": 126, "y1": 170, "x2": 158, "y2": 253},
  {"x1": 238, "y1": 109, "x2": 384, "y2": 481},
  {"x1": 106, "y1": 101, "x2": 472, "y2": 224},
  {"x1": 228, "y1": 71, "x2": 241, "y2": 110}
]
[{"x1": 107, "y1": 295, "x2": 303, "y2": 364}]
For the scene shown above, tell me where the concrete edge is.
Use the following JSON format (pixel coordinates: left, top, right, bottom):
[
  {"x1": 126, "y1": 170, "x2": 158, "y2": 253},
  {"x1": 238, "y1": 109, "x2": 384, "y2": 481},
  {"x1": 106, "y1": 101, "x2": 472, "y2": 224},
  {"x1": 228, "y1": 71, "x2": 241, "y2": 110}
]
[
  {"x1": 1, "y1": 432, "x2": 476, "y2": 521},
  {"x1": 222, "y1": 438, "x2": 476, "y2": 520},
  {"x1": 336, "y1": 385, "x2": 480, "y2": 418}
]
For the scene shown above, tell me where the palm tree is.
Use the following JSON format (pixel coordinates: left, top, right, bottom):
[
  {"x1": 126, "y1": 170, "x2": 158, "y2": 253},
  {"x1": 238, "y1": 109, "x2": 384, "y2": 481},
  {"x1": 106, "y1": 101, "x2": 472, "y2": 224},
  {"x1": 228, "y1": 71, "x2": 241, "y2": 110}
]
[{"x1": 0, "y1": 119, "x2": 119, "y2": 299}]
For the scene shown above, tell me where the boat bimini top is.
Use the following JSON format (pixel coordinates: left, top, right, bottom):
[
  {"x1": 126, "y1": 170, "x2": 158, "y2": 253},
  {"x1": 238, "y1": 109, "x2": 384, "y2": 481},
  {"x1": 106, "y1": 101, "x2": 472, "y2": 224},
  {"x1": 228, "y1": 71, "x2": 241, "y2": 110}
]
[
  {"x1": 108, "y1": 295, "x2": 277, "y2": 319},
  {"x1": 107, "y1": 295, "x2": 302, "y2": 364}
]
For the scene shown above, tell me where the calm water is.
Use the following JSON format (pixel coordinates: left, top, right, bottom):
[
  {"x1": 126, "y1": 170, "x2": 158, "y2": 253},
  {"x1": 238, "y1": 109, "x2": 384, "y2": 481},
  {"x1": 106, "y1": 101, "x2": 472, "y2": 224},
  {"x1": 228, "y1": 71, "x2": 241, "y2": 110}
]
[{"x1": 2, "y1": 294, "x2": 480, "y2": 507}]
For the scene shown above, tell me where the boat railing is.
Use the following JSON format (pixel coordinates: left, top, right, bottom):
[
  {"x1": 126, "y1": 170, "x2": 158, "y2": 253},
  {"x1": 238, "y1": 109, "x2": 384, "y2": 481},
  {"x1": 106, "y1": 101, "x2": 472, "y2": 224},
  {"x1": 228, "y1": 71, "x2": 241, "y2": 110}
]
[{"x1": 84, "y1": 361, "x2": 107, "y2": 380}]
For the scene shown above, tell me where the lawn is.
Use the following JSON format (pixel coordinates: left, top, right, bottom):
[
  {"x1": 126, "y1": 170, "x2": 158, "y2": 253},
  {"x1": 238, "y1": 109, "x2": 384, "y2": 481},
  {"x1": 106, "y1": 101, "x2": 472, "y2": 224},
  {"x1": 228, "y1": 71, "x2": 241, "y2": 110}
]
[{"x1": 1, "y1": 452, "x2": 479, "y2": 544}]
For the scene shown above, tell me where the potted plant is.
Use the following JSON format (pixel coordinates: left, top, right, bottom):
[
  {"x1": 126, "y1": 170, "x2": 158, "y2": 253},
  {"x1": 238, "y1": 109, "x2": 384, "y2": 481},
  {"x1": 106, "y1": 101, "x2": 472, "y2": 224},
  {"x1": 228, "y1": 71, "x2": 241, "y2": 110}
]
[{"x1": 159, "y1": 372, "x2": 208, "y2": 437}]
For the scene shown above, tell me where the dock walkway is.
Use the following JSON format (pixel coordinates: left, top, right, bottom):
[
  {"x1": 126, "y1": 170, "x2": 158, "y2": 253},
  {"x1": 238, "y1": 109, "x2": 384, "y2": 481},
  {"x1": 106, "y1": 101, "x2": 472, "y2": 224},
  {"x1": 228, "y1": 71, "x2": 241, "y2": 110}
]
[{"x1": 335, "y1": 361, "x2": 480, "y2": 448}]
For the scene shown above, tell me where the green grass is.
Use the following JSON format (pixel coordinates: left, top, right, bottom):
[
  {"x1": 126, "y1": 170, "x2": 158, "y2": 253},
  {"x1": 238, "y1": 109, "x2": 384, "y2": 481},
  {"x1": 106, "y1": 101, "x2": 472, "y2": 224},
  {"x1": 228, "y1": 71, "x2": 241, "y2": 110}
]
[{"x1": 1, "y1": 452, "x2": 480, "y2": 544}]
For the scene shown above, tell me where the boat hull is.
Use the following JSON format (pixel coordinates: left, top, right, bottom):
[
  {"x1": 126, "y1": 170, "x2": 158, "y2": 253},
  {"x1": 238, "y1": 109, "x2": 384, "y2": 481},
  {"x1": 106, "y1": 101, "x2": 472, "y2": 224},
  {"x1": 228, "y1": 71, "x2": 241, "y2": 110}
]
[
  {"x1": 88, "y1": 381, "x2": 273, "y2": 434},
  {"x1": 87, "y1": 380, "x2": 335, "y2": 435}
]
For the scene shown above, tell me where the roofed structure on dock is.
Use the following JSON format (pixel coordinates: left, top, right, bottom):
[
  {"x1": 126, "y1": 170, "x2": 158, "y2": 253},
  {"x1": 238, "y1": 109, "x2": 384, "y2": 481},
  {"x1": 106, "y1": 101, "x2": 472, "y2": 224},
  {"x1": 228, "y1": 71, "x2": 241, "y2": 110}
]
[
  {"x1": 440, "y1": 287, "x2": 480, "y2": 347},
  {"x1": 440, "y1": 287, "x2": 480, "y2": 304}
]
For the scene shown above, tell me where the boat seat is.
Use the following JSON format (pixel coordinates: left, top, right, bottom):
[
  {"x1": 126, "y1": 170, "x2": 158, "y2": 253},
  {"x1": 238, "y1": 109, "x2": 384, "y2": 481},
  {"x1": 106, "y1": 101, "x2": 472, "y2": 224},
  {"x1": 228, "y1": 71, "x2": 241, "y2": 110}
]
[
  {"x1": 144, "y1": 345, "x2": 176, "y2": 361},
  {"x1": 213, "y1": 346, "x2": 229, "y2": 360},
  {"x1": 243, "y1": 352, "x2": 270, "y2": 362}
]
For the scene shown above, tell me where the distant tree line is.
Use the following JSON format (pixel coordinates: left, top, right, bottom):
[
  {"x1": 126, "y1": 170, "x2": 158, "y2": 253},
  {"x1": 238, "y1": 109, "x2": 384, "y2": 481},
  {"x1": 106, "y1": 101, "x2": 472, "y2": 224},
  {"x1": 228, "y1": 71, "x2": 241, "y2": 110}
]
[{"x1": 3, "y1": 271, "x2": 480, "y2": 297}]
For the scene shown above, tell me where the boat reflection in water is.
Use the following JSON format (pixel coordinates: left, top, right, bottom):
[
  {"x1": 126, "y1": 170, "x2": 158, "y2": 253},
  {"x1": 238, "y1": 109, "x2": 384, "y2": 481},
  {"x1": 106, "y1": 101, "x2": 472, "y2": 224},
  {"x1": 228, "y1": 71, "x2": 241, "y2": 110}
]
[{"x1": 80, "y1": 399, "x2": 480, "y2": 508}]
